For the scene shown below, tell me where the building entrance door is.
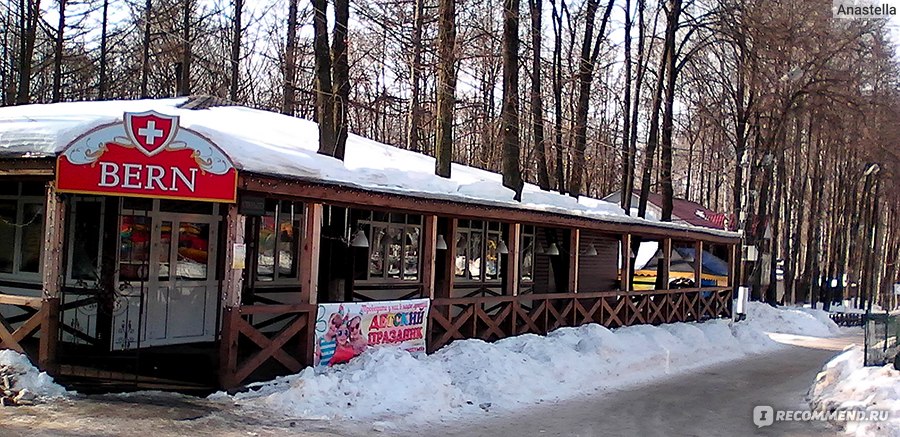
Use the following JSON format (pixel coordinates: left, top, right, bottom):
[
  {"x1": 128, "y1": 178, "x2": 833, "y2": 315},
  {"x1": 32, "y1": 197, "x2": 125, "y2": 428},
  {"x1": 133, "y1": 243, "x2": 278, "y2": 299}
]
[{"x1": 112, "y1": 201, "x2": 219, "y2": 350}]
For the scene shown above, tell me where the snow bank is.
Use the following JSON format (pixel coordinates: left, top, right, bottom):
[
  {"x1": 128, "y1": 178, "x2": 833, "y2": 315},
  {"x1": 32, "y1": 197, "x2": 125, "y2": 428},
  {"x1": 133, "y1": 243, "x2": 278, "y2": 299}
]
[
  {"x1": 0, "y1": 350, "x2": 68, "y2": 401},
  {"x1": 744, "y1": 302, "x2": 842, "y2": 337},
  {"x1": 808, "y1": 346, "x2": 900, "y2": 437},
  {"x1": 219, "y1": 303, "x2": 840, "y2": 425}
]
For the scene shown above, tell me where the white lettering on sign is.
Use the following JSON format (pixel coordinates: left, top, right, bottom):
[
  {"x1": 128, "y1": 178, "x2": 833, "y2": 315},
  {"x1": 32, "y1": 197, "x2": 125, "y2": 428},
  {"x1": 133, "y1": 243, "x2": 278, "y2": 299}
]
[{"x1": 95, "y1": 162, "x2": 198, "y2": 192}]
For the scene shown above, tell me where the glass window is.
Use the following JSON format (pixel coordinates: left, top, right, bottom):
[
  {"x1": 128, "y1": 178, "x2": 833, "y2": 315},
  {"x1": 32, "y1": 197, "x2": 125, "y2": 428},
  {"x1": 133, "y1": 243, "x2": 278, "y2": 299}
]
[
  {"x1": 357, "y1": 211, "x2": 422, "y2": 282},
  {"x1": 255, "y1": 200, "x2": 303, "y2": 283},
  {"x1": 455, "y1": 231, "x2": 468, "y2": 278},
  {"x1": 177, "y1": 221, "x2": 209, "y2": 280},
  {"x1": 70, "y1": 200, "x2": 103, "y2": 281},
  {"x1": 119, "y1": 215, "x2": 151, "y2": 281},
  {"x1": 0, "y1": 185, "x2": 47, "y2": 280},
  {"x1": 0, "y1": 200, "x2": 15, "y2": 273},
  {"x1": 485, "y1": 232, "x2": 499, "y2": 281},
  {"x1": 521, "y1": 229, "x2": 535, "y2": 283},
  {"x1": 404, "y1": 227, "x2": 420, "y2": 281},
  {"x1": 19, "y1": 203, "x2": 44, "y2": 273},
  {"x1": 468, "y1": 230, "x2": 483, "y2": 280}
]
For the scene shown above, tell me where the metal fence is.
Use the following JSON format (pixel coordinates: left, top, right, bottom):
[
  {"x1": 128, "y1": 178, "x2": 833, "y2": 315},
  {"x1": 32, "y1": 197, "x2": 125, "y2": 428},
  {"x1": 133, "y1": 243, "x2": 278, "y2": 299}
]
[{"x1": 864, "y1": 311, "x2": 900, "y2": 367}]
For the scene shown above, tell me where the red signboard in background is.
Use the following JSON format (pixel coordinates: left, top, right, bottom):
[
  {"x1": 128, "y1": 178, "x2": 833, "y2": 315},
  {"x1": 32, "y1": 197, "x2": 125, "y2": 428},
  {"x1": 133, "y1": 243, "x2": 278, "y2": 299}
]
[{"x1": 56, "y1": 111, "x2": 237, "y2": 203}]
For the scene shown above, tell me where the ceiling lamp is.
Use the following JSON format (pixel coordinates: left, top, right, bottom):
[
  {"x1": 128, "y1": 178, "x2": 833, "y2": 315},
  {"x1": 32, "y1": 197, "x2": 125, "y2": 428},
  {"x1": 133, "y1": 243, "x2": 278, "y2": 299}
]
[
  {"x1": 547, "y1": 243, "x2": 560, "y2": 256},
  {"x1": 350, "y1": 229, "x2": 369, "y2": 248},
  {"x1": 436, "y1": 234, "x2": 448, "y2": 250},
  {"x1": 498, "y1": 239, "x2": 509, "y2": 254}
]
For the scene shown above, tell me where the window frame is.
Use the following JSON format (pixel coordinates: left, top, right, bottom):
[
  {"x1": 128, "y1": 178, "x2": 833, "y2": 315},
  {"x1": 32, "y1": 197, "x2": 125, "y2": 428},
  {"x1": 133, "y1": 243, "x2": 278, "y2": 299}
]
[
  {"x1": 253, "y1": 200, "x2": 304, "y2": 285},
  {"x1": 455, "y1": 220, "x2": 503, "y2": 283},
  {"x1": 0, "y1": 182, "x2": 46, "y2": 284},
  {"x1": 356, "y1": 211, "x2": 423, "y2": 283},
  {"x1": 65, "y1": 196, "x2": 106, "y2": 286},
  {"x1": 519, "y1": 224, "x2": 536, "y2": 283}
]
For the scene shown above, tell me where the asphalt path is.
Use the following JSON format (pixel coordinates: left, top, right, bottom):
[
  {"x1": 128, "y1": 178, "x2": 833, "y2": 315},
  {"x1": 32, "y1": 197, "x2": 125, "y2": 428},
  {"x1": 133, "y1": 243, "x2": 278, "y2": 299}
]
[{"x1": 425, "y1": 333, "x2": 862, "y2": 437}]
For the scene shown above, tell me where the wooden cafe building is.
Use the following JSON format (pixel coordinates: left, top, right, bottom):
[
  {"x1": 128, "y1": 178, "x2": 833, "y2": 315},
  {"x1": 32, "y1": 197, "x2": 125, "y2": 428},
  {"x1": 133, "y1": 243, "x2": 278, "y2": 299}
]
[{"x1": 0, "y1": 98, "x2": 740, "y2": 392}]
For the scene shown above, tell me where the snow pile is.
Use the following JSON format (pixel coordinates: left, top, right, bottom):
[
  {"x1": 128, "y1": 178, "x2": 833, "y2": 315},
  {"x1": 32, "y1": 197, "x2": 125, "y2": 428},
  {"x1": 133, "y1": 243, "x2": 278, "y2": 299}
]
[
  {"x1": 744, "y1": 302, "x2": 842, "y2": 337},
  {"x1": 0, "y1": 99, "x2": 737, "y2": 239},
  {"x1": 808, "y1": 346, "x2": 900, "y2": 437},
  {"x1": 0, "y1": 350, "x2": 68, "y2": 405}
]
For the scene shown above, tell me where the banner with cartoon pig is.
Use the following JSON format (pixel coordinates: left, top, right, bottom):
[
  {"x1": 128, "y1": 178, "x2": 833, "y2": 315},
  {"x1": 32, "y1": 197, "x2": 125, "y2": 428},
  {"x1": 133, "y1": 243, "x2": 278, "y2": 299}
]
[{"x1": 313, "y1": 298, "x2": 430, "y2": 368}]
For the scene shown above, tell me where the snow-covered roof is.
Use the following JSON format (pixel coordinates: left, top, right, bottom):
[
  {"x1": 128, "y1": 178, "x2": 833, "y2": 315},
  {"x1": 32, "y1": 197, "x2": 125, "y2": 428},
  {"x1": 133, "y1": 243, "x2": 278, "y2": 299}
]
[{"x1": 0, "y1": 98, "x2": 739, "y2": 239}]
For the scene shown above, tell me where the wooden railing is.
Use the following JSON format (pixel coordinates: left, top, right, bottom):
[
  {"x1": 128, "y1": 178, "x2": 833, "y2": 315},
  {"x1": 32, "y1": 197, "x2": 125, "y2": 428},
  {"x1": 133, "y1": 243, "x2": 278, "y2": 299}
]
[
  {"x1": 219, "y1": 303, "x2": 315, "y2": 388},
  {"x1": 428, "y1": 287, "x2": 732, "y2": 352}
]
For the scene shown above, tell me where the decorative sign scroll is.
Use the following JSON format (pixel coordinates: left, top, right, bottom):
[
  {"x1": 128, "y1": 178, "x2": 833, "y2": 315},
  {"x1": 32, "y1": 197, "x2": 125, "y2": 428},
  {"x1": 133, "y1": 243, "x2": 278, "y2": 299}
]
[{"x1": 56, "y1": 111, "x2": 237, "y2": 203}]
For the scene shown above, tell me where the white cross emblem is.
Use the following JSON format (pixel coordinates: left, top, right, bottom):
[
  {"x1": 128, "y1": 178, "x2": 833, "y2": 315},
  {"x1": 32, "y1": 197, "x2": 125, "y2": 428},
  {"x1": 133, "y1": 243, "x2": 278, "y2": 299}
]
[{"x1": 137, "y1": 120, "x2": 164, "y2": 145}]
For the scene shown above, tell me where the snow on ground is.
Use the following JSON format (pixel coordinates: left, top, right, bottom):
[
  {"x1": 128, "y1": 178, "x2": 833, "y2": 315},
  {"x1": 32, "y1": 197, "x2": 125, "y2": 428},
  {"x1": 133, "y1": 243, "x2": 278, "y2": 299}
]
[
  {"x1": 745, "y1": 301, "x2": 843, "y2": 337},
  {"x1": 0, "y1": 350, "x2": 68, "y2": 402},
  {"x1": 218, "y1": 302, "x2": 840, "y2": 426},
  {"x1": 808, "y1": 346, "x2": 900, "y2": 437}
]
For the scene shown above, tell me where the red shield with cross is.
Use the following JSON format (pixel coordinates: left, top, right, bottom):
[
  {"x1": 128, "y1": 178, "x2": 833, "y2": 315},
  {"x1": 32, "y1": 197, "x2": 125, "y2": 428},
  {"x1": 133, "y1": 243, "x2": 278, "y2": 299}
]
[{"x1": 125, "y1": 111, "x2": 179, "y2": 156}]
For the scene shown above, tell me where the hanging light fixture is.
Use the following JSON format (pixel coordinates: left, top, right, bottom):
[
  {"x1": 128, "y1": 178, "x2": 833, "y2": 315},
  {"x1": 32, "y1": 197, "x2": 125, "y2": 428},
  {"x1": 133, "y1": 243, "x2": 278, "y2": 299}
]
[
  {"x1": 535, "y1": 241, "x2": 546, "y2": 254},
  {"x1": 436, "y1": 234, "x2": 448, "y2": 250},
  {"x1": 586, "y1": 243, "x2": 598, "y2": 256},
  {"x1": 498, "y1": 239, "x2": 509, "y2": 254},
  {"x1": 547, "y1": 242, "x2": 560, "y2": 256},
  {"x1": 350, "y1": 229, "x2": 369, "y2": 248}
]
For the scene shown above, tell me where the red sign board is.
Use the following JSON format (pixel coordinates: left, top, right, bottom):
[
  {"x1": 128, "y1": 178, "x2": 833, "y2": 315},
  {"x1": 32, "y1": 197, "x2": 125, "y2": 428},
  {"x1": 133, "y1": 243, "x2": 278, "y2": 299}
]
[{"x1": 56, "y1": 111, "x2": 237, "y2": 203}]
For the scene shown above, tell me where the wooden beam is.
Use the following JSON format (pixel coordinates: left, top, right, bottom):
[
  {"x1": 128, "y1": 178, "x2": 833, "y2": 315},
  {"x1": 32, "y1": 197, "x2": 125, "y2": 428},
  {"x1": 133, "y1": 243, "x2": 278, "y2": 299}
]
[
  {"x1": 504, "y1": 223, "x2": 520, "y2": 296},
  {"x1": 0, "y1": 294, "x2": 42, "y2": 308},
  {"x1": 568, "y1": 229, "x2": 579, "y2": 293},
  {"x1": 694, "y1": 241, "x2": 703, "y2": 287},
  {"x1": 621, "y1": 234, "x2": 632, "y2": 292},
  {"x1": 219, "y1": 204, "x2": 246, "y2": 389},
  {"x1": 662, "y1": 238, "x2": 672, "y2": 290},
  {"x1": 222, "y1": 204, "x2": 246, "y2": 308},
  {"x1": 438, "y1": 218, "x2": 458, "y2": 299},
  {"x1": 41, "y1": 182, "x2": 65, "y2": 300},
  {"x1": 300, "y1": 203, "x2": 323, "y2": 305},
  {"x1": 421, "y1": 215, "x2": 437, "y2": 299},
  {"x1": 239, "y1": 175, "x2": 740, "y2": 244},
  {"x1": 39, "y1": 182, "x2": 65, "y2": 372}
]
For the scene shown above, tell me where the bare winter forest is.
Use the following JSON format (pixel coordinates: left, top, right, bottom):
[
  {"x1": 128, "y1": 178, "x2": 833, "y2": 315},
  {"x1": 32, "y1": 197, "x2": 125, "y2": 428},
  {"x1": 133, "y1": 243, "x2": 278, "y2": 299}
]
[{"x1": 0, "y1": 0, "x2": 898, "y2": 308}]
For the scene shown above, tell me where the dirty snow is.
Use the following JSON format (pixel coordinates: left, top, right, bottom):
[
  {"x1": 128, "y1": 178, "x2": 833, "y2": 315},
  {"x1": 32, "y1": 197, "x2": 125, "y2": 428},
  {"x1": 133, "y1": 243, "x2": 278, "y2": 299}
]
[
  {"x1": 0, "y1": 350, "x2": 68, "y2": 400},
  {"x1": 219, "y1": 303, "x2": 840, "y2": 425},
  {"x1": 745, "y1": 301, "x2": 843, "y2": 337},
  {"x1": 808, "y1": 346, "x2": 900, "y2": 437}
]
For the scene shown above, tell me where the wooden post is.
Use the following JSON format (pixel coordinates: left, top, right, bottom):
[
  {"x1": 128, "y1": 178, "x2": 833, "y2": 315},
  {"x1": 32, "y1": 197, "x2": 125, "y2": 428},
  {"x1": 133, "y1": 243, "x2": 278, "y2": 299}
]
[
  {"x1": 39, "y1": 182, "x2": 65, "y2": 372},
  {"x1": 299, "y1": 203, "x2": 322, "y2": 366},
  {"x1": 504, "y1": 223, "x2": 521, "y2": 296},
  {"x1": 299, "y1": 203, "x2": 323, "y2": 305},
  {"x1": 621, "y1": 234, "x2": 632, "y2": 292},
  {"x1": 694, "y1": 241, "x2": 703, "y2": 287},
  {"x1": 219, "y1": 204, "x2": 246, "y2": 389},
  {"x1": 728, "y1": 243, "x2": 736, "y2": 288},
  {"x1": 661, "y1": 238, "x2": 672, "y2": 290},
  {"x1": 568, "y1": 229, "x2": 579, "y2": 293},
  {"x1": 421, "y1": 215, "x2": 437, "y2": 299},
  {"x1": 438, "y1": 218, "x2": 458, "y2": 299}
]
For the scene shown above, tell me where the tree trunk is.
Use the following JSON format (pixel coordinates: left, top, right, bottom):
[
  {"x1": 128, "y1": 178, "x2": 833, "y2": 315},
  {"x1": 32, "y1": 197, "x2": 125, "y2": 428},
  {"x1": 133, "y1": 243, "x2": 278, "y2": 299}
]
[
  {"x1": 619, "y1": 0, "x2": 633, "y2": 212},
  {"x1": 229, "y1": 0, "x2": 243, "y2": 101},
  {"x1": 15, "y1": 0, "x2": 41, "y2": 105},
  {"x1": 140, "y1": 0, "x2": 152, "y2": 98},
  {"x1": 501, "y1": 0, "x2": 524, "y2": 200},
  {"x1": 637, "y1": 40, "x2": 668, "y2": 218},
  {"x1": 406, "y1": 0, "x2": 424, "y2": 153},
  {"x1": 568, "y1": 0, "x2": 614, "y2": 197},
  {"x1": 313, "y1": 0, "x2": 336, "y2": 155},
  {"x1": 52, "y1": 0, "x2": 66, "y2": 103},
  {"x1": 179, "y1": 0, "x2": 192, "y2": 96},
  {"x1": 434, "y1": 0, "x2": 456, "y2": 178},
  {"x1": 550, "y1": 0, "x2": 565, "y2": 193},
  {"x1": 658, "y1": 0, "x2": 681, "y2": 222},
  {"x1": 98, "y1": 0, "x2": 109, "y2": 100},
  {"x1": 528, "y1": 0, "x2": 550, "y2": 191},
  {"x1": 624, "y1": 0, "x2": 647, "y2": 213},
  {"x1": 281, "y1": 0, "x2": 299, "y2": 115},
  {"x1": 332, "y1": 0, "x2": 350, "y2": 160}
]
